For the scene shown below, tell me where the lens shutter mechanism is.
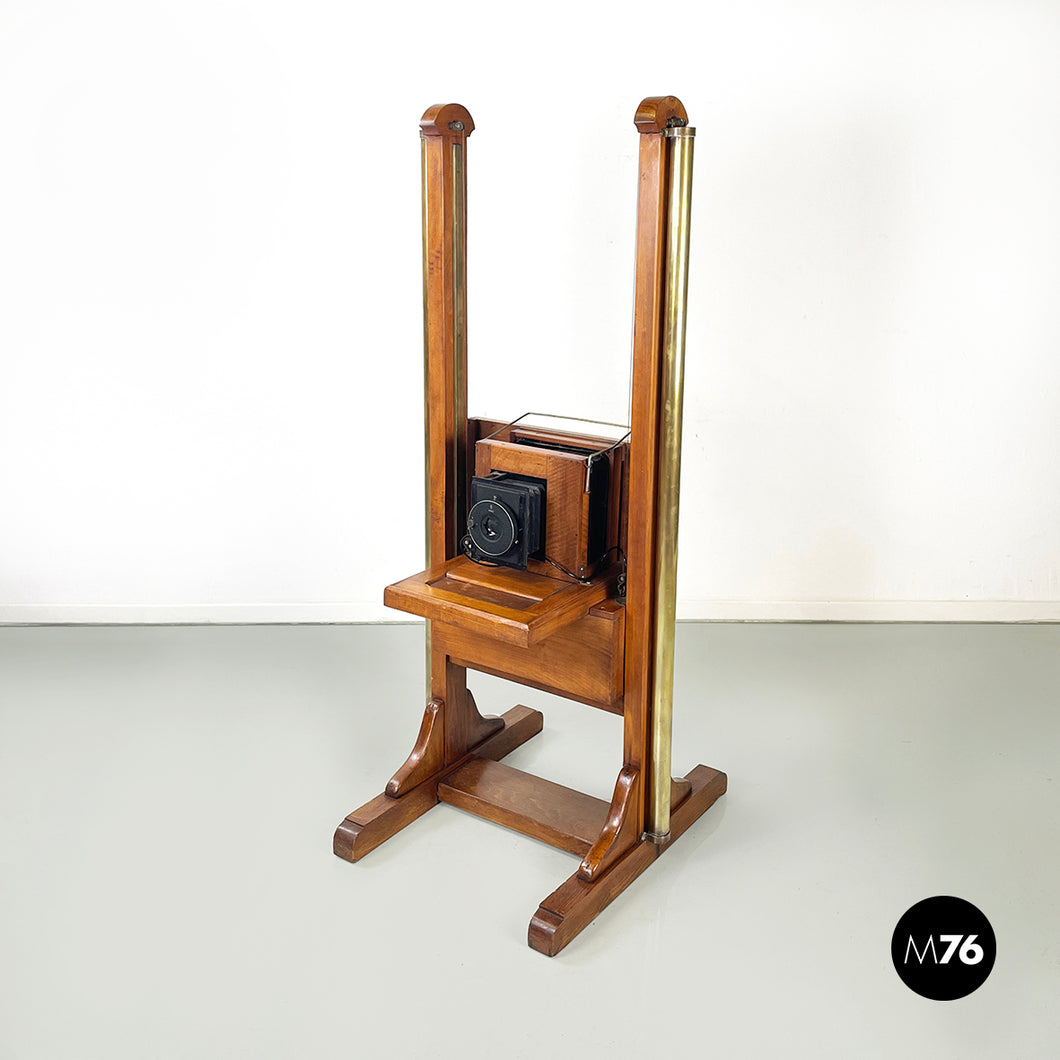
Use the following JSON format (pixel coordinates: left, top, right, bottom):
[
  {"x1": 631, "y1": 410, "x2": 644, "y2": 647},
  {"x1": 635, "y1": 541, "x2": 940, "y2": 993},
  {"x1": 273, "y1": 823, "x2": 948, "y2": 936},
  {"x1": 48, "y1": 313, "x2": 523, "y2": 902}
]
[
  {"x1": 463, "y1": 472, "x2": 546, "y2": 570},
  {"x1": 467, "y1": 498, "x2": 518, "y2": 557}
]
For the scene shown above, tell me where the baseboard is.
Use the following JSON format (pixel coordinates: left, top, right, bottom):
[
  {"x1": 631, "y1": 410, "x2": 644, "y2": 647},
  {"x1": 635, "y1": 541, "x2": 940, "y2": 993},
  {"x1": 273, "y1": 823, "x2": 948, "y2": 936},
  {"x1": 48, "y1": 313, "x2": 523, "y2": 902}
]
[
  {"x1": 0, "y1": 604, "x2": 393, "y2": 625},
  {"x1": 0, "y1": 600, "x2": 1058, "y2": 625},
  {"x1": 678, "y1": 599, "x2": 1060, "y2": 622}
]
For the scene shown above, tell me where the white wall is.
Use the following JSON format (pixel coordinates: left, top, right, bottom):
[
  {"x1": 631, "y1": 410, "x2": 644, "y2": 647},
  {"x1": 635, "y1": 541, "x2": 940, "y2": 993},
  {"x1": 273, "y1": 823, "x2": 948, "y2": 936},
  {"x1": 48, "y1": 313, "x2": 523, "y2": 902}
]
[{"x1": 1, "y1": 0, "x2": 1058, "y2": 623}]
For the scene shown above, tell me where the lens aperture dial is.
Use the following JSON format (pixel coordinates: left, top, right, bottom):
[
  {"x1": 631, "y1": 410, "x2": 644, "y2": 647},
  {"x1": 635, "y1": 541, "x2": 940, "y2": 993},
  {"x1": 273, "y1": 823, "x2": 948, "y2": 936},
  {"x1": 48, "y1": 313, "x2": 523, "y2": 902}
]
[{"x1": 467, "y1": 498, "x2": 518, "y2": 557}]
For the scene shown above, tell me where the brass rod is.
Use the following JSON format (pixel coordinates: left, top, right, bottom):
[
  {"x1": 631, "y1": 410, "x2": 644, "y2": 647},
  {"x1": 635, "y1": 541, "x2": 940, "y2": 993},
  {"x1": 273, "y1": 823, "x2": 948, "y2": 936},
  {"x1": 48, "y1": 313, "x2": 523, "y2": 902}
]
[
  {"x1": 646, "y1": 125, "x2": 695, "y2": 841},
  {"x1": 422, "y1": 136, "x2": 469, "y2": 693},
  {"x1": 420, "y1": 132, "x2": 433, "y2": 689},
  {"x1": 450, "y1": 140, "x2": 468, "y2": 555},
  {"x1": 421, "y1": 132, "x2": 432, "y2": 569}
]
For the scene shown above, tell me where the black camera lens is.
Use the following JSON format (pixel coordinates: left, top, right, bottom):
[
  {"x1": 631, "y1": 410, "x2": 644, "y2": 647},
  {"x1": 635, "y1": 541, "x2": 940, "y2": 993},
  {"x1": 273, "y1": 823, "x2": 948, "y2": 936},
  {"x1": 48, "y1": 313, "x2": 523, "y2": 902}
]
[{"x1": 467, "y1": 498, "x2": 518, "y2": 557}]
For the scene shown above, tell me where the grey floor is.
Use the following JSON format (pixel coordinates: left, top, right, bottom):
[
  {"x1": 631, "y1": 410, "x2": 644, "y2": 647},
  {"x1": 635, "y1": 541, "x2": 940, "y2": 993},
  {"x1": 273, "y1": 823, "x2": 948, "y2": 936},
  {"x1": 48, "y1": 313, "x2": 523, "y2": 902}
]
[{"x1": 1, "y1": 622, "x2": 1057, "y2": 1059}]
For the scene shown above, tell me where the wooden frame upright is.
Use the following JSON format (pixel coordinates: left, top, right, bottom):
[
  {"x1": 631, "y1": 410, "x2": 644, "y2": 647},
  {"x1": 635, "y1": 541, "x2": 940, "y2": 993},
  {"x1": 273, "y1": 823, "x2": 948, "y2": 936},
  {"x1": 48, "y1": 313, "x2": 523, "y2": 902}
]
[{"x1": 333, "y1": 97, "x2": 727, "y2": 956}]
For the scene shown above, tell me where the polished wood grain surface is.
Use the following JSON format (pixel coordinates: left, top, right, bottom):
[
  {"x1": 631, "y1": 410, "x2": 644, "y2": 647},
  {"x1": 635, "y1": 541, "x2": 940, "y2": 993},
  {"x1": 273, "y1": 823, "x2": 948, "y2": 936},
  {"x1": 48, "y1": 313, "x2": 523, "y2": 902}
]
[
  {"x1": 421, "y1": 104, "x2": 472, "y2": 567},
  {"x1": 621, "y1": 99, "x2": 673, "y2": 835},
  {"x1": 433, "y1": 599, "x2": 624, "y2": 713},
  {"x1": 438, "y1": 759, "x2": 610, "y2": 857},
  {"x1": 384, "y1": 696, "x2": 444, "y2": 797},
  {"x1": 384, "y1": 555, "x2": 618, "y2": 648},
  {"x1": 634, "y1": 94, "x2": 688, "y2": 132},
  {"x1": 578, "y1": 765, "x2": 641, "y2": 881}
]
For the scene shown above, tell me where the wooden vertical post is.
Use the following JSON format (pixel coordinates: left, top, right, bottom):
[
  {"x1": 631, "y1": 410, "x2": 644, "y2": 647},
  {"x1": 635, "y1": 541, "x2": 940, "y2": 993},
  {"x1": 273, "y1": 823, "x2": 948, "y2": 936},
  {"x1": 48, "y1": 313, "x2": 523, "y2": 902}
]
[
  {"x1": 623, "y1": 95, "x2": 688, "y2": 838},
  {"x1": 529, "y1": 95, "x2": 725, "y2": 955},
  {"x1": 418, "y1": 105, "x2": 501, "y2": 776},
  {"x1": 567, "y1": 95, "x2": 694, "y2": 884},
  {"x1": 420, "y1": 104, "x2": 473, "y2": 568},
  {"x1": 333, "y1": 105, "x2": 528, "y2": 863}
]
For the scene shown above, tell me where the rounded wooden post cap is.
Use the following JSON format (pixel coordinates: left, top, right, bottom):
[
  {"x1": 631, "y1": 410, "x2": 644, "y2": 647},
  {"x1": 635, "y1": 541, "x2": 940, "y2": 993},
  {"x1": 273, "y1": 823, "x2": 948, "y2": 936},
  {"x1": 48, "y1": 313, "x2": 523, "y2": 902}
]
[
  {"x1": 420, "y1": 103, "x2": 475, "y2": 138},
  {"x1": 634, "y1": 96, "x2": 688, "y2": 133}
]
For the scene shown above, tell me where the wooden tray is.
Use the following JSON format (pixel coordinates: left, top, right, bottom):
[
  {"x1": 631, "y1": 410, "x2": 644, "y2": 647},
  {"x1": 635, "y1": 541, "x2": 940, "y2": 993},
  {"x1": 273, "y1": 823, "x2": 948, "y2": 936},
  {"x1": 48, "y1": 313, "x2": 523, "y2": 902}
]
[{"x1": 383, "y1": 555, "x2": 617, "y2": 648}]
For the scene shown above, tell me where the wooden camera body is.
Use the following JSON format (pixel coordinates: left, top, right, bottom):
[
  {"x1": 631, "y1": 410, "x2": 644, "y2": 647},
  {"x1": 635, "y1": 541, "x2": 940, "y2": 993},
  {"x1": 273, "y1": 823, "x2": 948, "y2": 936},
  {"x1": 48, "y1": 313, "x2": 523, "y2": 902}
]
[
  {"x1": 333, "y1": 97, "x2": 727, "y2": 956},
  {"x1": 468, "y1": 419, "x2": 628, "y2": 581}
]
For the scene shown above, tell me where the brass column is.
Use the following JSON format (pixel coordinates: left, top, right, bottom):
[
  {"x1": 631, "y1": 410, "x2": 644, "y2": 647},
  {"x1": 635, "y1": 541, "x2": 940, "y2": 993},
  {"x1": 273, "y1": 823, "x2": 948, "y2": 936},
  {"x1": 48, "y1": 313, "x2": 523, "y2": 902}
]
[{"x1": 645, "y1": 124, "x2": 695, "y2": 841}]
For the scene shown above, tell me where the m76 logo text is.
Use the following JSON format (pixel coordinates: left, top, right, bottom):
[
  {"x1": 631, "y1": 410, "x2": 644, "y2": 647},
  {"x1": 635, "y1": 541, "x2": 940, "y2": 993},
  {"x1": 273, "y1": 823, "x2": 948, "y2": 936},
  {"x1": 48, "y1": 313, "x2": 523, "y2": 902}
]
[{"x1": 903, "y1": 933, "x2": 985, "y2": 966}]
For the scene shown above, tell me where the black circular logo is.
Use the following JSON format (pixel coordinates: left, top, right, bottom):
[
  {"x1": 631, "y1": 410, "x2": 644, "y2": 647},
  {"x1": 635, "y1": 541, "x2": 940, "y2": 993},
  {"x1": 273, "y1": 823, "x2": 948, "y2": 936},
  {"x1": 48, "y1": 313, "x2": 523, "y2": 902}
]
[{"x1": 891, "y1": 896, "x2": 996, "y2": 1000}]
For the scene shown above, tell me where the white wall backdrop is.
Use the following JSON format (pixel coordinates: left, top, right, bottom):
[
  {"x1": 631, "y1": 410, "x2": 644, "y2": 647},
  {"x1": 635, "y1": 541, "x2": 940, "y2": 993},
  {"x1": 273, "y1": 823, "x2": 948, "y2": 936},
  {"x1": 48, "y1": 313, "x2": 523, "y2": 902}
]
[{"x1": 1, "y1": 0, "x2": 1058, "y2": 622}]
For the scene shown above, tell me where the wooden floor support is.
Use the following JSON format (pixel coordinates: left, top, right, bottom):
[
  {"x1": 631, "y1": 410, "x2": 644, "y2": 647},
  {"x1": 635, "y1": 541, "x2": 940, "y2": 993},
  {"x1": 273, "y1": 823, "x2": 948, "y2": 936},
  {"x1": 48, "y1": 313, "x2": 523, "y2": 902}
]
[
  {"x1": 334, "y1": 698, "x2": 726, "y2": 954},
  {"x1": 528, "y1": 764, "x2": 727, "y2": 956},
  {"x1": 333, "y1": 705, "x2": 543, "y2": 862}
]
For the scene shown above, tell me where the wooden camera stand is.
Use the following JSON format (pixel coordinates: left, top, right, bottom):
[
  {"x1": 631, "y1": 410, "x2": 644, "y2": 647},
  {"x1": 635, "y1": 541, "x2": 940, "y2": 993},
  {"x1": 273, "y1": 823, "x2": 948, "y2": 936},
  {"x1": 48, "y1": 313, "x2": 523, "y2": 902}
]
[{"x1": 333, "y1": 96, "x2": 726, "y2": 955}]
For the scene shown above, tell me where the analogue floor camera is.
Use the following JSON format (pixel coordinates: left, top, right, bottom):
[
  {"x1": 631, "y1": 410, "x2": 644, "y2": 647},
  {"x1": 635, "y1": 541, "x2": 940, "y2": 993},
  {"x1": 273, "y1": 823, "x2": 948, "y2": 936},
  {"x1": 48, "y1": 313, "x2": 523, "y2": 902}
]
[
  {"x1": 463, "y1": 472, "x2": 545, "y2": 570},
  {"x1": 463, "y1": 417, "x2": 628, "y2": 579}
]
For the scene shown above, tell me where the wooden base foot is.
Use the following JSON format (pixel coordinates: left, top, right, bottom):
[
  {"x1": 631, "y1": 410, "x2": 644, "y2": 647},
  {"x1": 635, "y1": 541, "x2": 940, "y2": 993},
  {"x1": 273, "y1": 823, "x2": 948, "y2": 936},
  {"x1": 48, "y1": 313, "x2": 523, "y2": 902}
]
[
  {"x1": 527, "y1": 764, "x2": 727, "y2": 956},
  {"x1": 333, "y1": 704, "x2": 543, "y2": 862}
]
